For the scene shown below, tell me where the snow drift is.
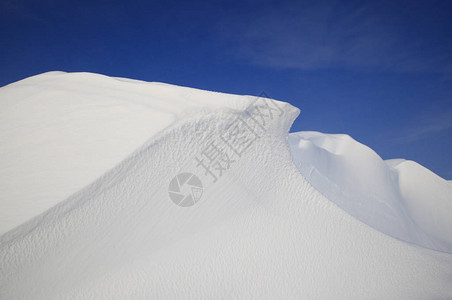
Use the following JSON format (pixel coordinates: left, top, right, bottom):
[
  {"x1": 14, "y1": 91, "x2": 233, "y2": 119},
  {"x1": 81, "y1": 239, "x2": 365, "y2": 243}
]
[
  {"x1": 0, "y1": 72, "x2": 451, "y2": 299},
  {"x1": 289, "y1": 131, "x2": 452, "y2": 253}
]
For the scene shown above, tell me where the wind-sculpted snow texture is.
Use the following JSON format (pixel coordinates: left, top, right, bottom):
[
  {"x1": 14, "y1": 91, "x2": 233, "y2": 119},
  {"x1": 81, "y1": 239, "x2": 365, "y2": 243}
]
[{"x1": 1, "y1": 72, "x2": 451, "y2": 299}]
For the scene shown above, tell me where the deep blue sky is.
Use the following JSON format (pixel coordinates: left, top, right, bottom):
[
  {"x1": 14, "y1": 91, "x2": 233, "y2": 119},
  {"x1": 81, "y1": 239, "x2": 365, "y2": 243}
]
[{"x1": 1, "y1": 0, "x2": 451, "y2": 178}]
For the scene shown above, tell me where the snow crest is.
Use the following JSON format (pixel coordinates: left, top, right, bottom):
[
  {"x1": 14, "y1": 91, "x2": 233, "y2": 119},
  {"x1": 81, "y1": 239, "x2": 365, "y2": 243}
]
[{"x1": 288, "y1": 131, "x2": 452, "y2": 253}]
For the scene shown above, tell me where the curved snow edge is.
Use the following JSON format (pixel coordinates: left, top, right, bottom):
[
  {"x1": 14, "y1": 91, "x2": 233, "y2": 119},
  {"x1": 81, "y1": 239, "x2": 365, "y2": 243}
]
[{"x1": 0, "y1": 97, "x2": 300, "y2": 244}]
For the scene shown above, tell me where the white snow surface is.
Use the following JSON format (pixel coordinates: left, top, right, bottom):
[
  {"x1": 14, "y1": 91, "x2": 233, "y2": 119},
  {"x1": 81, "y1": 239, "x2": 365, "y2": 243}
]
[
  {"x1": 289, "y1": 131, "x2": 452, "y2": 253},
  {"x1": 0, "y1": 72, "x2": 451, "y2": 299},
  {"x1": 0, "y1": 72, "x2": 251, "y2": 234}
]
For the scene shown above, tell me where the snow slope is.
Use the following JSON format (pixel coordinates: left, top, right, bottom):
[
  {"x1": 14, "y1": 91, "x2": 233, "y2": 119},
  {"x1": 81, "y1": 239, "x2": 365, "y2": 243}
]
[
  {"x1": 0, "y1": 72, "x2": 252, "y2": 235},
  {"x1": 1, "y1": 72, "x2": 451, "y2": 299},
  {"x1": 289, "y1": 131, "x2": 452, "y2": 253}
]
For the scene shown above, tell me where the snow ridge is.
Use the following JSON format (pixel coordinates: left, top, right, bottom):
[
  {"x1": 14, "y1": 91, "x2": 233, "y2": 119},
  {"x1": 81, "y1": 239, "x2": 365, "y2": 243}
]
[{"x1": 288, "y1": 131, "x2": 452, "y2": 253}]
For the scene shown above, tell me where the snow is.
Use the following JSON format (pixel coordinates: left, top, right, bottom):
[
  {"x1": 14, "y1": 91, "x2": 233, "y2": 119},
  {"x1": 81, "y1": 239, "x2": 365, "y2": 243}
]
[
  {"x1": 1, "y1": 72, "x2": 451, "y2": 299},
  {"x1": 0, "y1": 71, "x2": 252, "y2": 235},
  {"x1": 288, "y1": 131, "x2": 452, "y2": 253}
]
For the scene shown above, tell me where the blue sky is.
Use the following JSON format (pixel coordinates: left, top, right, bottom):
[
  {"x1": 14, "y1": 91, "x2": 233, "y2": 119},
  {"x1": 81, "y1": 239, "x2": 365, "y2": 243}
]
[{"x1": 1, "y1": 0, "x2": 451, "y2": 178}]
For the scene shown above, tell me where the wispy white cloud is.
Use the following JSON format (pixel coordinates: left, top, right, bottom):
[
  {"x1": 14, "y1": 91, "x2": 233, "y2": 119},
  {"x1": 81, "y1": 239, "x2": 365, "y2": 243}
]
[
  {"x1": 395, "y1": 108, "x2": 452, "y2": 143},
  {"x1": 216, "y1": 0, "x2": 452, "y2": 74}
]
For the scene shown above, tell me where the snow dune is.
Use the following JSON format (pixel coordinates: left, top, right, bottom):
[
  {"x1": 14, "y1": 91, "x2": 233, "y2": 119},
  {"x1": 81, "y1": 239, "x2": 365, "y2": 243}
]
[
  {"x1": 0, "y1": 72, "x2": 451, "y2": 299},
  {"x1": 0, "y1": 71, "x2": 252, "y2": 235},
  {"x1": 289, "y1": 131, "x2": 452, "y2": 253}
]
